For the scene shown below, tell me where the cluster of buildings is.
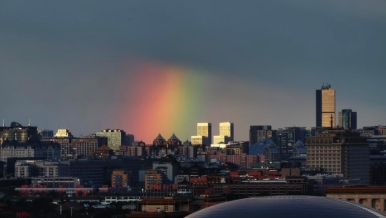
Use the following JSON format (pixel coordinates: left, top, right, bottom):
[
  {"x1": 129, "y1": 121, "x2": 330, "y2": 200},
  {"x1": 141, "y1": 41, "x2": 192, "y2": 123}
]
[{"x1": 2, "y1": 84, "x2": 386, "y2": 216}]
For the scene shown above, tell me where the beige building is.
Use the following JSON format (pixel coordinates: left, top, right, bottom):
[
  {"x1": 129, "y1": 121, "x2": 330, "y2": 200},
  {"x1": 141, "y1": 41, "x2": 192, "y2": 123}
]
[
  {"x1": 96, "y1": 129, "x2": 126, "y2": 151},
  {"x1": 326, "y1": 186, "x2": 386, "y2": 214},
  {"x1": 306, "y1": 130, "x2": 369, "y2": 184},
  {"x1": 191, "y1": 123, "x2": 211, "y2": 145},
  {"x1": 213, "y1": 122, "x2": 234, "y2": 144},
  {"x1": 316, "y1": 84, "x2": 336, "y2": 128},
  {"x1": 111, "y1": 170, "x2": 129, "y2": 188},
  {"x1": 144, "y1": 170, "x2": 164, "y2": 189},
  {"x1": 55, "y1": 129, "x2": 73, "y2": 138}
]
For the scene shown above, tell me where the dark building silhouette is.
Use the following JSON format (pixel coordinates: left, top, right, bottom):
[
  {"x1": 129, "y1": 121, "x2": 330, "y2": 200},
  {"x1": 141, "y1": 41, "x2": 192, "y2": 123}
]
[
  {"x1": 338, "y1": 109, "x2": 357, "y2": 130},
  {"x1": 0, "y1": 122, "x2": 39, "y2": 144},
  {"x1": 167, "y1": 134, "x2": 182, "y2": 150},
  {"x1": 273, "y1": 127, "x2": 307, "y2": 160},
  {"x1": 249, "y1": 125, "x2": 272, "y2": 145},
  {"x1": 153, "y1": 134, "x2": 167, "y2": 149}
]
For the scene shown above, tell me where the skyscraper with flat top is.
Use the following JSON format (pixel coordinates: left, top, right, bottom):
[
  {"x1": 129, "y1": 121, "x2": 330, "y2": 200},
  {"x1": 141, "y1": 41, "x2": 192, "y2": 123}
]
[
  {"x1": 316, "y1": 84, "x2": 336, "y2": 128},
  {"x1": 339, "y1": 109, "x2": 357, "y2": 130},
  {"x1": 191, "y1": 123, "x2": 212, "y2": 145},
  {"x1": 213, "y1": 122, "x2": 234, "y2": 144}
]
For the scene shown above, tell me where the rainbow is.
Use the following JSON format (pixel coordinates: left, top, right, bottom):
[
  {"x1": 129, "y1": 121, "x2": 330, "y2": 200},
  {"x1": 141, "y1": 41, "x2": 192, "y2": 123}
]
[{"x1": 115, "y1": 60, "x2": 211, "y2": 143}]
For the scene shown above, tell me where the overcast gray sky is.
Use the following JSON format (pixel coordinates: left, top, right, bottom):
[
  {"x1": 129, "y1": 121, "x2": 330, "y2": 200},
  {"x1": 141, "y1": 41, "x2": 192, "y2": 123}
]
[{"x1": 1, "y1": 0, "x2": 385, "y2": 142}]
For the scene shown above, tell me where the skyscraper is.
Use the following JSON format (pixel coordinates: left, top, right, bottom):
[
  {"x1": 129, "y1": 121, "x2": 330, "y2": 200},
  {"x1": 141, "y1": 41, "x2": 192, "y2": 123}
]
[
  {"x1": 191, "y1": 123, "x2": 212, "y2": 146},
  {"x1": 213, "y1": 122, "x2": 234, "y2": 144},
  {"x1": 316, "y1": 84, "x2": 336, "y2": 128},
  {"x1": 338, "y1": 109, "x2": 357, "y2": 130}
]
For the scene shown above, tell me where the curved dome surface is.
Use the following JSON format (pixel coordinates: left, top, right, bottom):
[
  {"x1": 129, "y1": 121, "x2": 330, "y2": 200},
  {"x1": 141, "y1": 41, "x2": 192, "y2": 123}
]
[{"x1": 186, "y1": 196, "x2": 385, "y2": 218}]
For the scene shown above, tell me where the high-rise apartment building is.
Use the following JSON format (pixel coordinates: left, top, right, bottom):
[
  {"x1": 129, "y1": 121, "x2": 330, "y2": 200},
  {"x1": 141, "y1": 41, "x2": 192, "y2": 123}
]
[
  {"x1": 316, "y1": 84, "x2": 336, "y2": 128},
  {"x1": 338, "y1": 109, "x2": 357, "y2": 130},
  {"x1": 306, "y1": 130, "x2": 369, "y2": 184},
  {"x1": 96, "y1": 129, "x2": 126, "y2": 151},
  {"x1": 191, "y1": 123, "x2": 212, "y2": 145},
  {"x1": 213, "y1": 122, "x2": 234, "y2": 144}
]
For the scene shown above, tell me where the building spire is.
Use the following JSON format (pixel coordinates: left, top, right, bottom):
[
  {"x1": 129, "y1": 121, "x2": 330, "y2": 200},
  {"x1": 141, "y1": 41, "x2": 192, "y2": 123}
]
[
  {"x1": 2, "y1": 119, "x2": 4, "y2": 127},
  {"x1": 330, "y1": 114, "x2": 333, "y2": 129}
]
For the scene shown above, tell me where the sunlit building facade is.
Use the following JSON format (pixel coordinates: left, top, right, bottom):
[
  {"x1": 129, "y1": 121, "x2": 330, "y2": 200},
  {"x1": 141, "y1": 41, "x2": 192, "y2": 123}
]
[
  {"x1": 213, "y1": 122, "x2": 234, "y2": 144},
  {"x1": 191, "y1": 123, "x2": 212, "y2": 146},
  {"x1": 316, "y1": 84, "x2": 336, "y2": 128},
  {"x1": 96, "y1": 129, "x2": 126, "y2": 151}
]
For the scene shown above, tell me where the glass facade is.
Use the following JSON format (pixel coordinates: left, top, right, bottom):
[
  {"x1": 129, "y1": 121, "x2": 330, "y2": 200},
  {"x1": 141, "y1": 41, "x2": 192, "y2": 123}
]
[
  {"x1": 339, "y1": 109, "x2": 357, "y2": 130},
  {"x1": 316, "y1": 85, "x2": 336, "y2": 128}
]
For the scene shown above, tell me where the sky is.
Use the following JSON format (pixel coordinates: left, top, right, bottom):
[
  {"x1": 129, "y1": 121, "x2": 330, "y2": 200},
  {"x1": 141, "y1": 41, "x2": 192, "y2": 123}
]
[{"x1": 0, "y1": 0, "x2": 385, "y2": 143}]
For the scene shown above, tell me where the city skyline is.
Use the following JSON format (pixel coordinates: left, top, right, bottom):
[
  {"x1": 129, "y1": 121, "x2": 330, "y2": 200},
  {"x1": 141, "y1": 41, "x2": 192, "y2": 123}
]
[{"x1": 1, "y1": 1, "x2": 385, "y2": 142}]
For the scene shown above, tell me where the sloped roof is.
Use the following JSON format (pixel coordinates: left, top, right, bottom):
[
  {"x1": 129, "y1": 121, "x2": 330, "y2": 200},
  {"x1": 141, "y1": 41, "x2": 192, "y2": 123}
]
[
  {"x1": 169, "y1": 133, "x2": 180, "y2": 141},
  {"x1": 96, "y1": 145, "x2": 112, "y2": 151},
  {"x1": 249, "y1": 139, "x2": 277, "y2": 155},
  {"x1": 155, "y1": 134, "x2": 165, "y2": 140},
  {"x1": 295, "y1": 146, "x2": 307, "y2": 154},
  {"x1": 267, "y1": 147, "x2": 279, "y2": 153}
]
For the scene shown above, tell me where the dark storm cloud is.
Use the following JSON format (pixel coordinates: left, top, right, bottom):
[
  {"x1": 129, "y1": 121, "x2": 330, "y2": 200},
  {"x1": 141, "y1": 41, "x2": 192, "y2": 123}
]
[{"x1": 0, "y1": 0, "x2": 385, "y2": 139}]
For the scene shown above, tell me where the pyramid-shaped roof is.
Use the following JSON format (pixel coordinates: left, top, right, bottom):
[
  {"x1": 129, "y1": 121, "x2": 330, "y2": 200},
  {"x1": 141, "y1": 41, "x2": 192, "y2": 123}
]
[
  {"x1": 169, "y1": 133, "x2": 180, "y2": 141},
  {"x1": 155, "y1": 134, "x2": 165, "y2": 140}
]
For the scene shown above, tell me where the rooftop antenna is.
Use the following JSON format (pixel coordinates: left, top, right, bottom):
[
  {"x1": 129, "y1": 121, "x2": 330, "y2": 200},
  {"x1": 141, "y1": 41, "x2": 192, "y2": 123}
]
[
  {"x1": 2, "y1": 119, "x2": 4, "y2": 127},
  {"x1": 28, "y1": 119, "x2": 31, "y2": 127}
]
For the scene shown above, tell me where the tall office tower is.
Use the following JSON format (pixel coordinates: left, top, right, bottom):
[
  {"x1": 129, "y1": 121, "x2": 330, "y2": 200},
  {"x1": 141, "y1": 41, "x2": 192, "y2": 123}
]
[
  {"x1": 316, "y1": 84, "x2": 336, "y2": 128},
  {"x1": 339, "y1": 109, "x2": 357, "y2": 130},
  {"x1": 191, "y1": 123, "x2": 212, "y2": 146},
  {"x1": 249, "y1": 125, "x2": 272, "y2": 145},
  {"x1": 213, "y1": 122, "x2": 234, "y2": 144},
  {"x1": 306, "y1": 130, "x2": 369, "y2": 184}
]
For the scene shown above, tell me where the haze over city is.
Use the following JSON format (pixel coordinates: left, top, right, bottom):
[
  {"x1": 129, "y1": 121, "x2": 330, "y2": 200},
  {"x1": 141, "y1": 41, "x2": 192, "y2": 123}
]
[{"x1": 1, "y1": 1, "x2": 385, "y2": 143}]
